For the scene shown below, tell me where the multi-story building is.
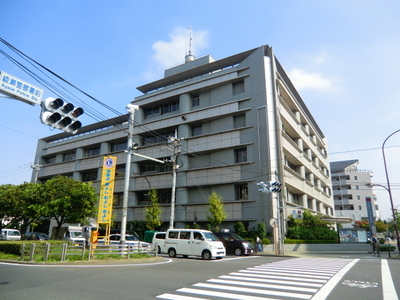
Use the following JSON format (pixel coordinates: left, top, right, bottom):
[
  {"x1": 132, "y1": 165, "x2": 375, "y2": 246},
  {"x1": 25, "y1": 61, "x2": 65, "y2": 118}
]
[
  {"x1": 330, "y1": 159, "x2": 380, "y2": 227},
  {"x1": 32, "y1": 45, "x2": 334, "y2": 236}
]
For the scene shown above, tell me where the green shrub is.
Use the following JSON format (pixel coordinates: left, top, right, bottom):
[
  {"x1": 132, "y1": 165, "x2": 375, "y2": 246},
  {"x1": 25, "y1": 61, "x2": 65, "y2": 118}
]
[
  {"x1": 257, "y1": 223, "x2": 267, "y2": 239},
  {"x1": 234, "y1": 222, "x2": 246, "y2": 237},
  {"x1": 261, "y1": 238, "x2": 270, "y2": 245}
]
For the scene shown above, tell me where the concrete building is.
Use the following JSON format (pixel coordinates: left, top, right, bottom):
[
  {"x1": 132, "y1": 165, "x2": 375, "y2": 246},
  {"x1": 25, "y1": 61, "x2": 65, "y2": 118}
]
[
  {"x1": 32, "y1": 45, "x2": 334, "y2": 235},
  {"x1": 330, "y1": 159, "x2": 380, "y2": 227}
]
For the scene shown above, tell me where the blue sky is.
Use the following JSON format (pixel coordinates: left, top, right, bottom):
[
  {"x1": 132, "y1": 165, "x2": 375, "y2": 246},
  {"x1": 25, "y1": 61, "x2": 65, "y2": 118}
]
[{"x1": 1, "y1": 1, "x2": 400, "y2": 220}]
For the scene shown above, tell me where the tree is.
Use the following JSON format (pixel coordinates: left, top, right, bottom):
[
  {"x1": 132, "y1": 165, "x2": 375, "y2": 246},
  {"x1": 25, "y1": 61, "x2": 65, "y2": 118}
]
[
  {"x1": 0, "y1": 184, "x2": 20, "y2": 229},
  {"x1": 234, "y1": 222, "x2": 246, "y2": 237},
  {"x1": 257, "y1": 222, "x2": 267, "y2": 239},
  {"x1": 207, "y1": 191, "x2": 227, "y2": 232},
  {"x1": 145, "y1": 188, "x2": 163, "y2": 231},
  {"x1": 43, "y1": 176, "x2": 97, "y2": 239}
]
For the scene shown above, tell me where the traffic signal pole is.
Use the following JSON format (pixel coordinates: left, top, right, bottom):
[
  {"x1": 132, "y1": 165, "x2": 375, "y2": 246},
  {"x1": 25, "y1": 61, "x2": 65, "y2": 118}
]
[{"x1": 120, "y1": 104, "x2": 138, "y2": 244}]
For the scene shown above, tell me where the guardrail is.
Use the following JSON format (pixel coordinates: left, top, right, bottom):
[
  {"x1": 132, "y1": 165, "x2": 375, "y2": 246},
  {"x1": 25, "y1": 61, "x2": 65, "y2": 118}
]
[{"x1": 20, "y1": 242, "x2": 157, "y2": 262}]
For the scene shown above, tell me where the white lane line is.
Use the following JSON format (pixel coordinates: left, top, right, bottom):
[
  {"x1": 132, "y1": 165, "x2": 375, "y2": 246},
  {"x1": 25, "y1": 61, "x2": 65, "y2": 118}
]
[
  {"x1": 156, "y1": 293, "x2": 210, "y2": 300},
  {"x1": 207, "y1": 278, "x2": 319, "y2": 293},
  {"x1": 211, "y1": 256, "x2": 261, "y2": 262},
  {"x1": 256, "y1": 266, "x2": 337, "y2": 274},
  {"x1": 231, "y1": 272, "x2": 328, "y2": 283},
  {"x1": 241, "y1": 269, "x2": 331, "y2": 279},
  {"x1": 220, "y1": 275, "x2": 324, "y2": 287},
  {"x1": 177, "y1": 287, "x2": 279, "y2": 300},
  {"x1": 311, "y1": 258, "x2": 359, "y2": 300},
  {"x1": 193, "y1": 282, "x2": 312, "y2": 299},
  {"x1": 250, "y1": 267, "x2": 335, "y2": 276},
  {"x1": 381, "y1": 259, "x2": 399, "y2": 300}
]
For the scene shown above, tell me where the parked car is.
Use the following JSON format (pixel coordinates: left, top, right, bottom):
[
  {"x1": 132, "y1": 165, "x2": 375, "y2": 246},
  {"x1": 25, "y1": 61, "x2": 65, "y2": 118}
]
[
  {"x1": 165, "y1": 229, "x2": 225, "y2": 260},
  {"x1": 98, "y1": 234, "x2": 151, "y2": 250},
  {"x1": 0, "y1": 229, "x2": 21, "y2": 241},
  {"x1": 152, "y1": 232, "x2": 166, "y2": 253},
  {"x1": 214, "y1": 232, "x2": 254, "y2": 256},
  {"x1": 23, "y1": 232, "x2": 50, "y2": 241}
]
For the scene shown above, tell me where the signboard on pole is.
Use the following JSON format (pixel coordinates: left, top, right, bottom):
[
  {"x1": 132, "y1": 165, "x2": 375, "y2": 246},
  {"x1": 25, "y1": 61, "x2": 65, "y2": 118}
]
[
  {"x1": 365, "y1": 197, "x2": 376, "y2": 235},
  {"x1": 97, "y1": 156, "x2": 117, "y2": 225},
  {"x1": 0, "y1": 71, "x2": 43, "y2": 105}
]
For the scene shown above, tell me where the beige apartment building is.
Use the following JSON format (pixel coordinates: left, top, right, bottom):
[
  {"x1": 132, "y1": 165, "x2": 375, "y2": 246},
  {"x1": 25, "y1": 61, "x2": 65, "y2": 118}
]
[{"x1": 32, "y1": 45, "x2": 334, "y2": 235}]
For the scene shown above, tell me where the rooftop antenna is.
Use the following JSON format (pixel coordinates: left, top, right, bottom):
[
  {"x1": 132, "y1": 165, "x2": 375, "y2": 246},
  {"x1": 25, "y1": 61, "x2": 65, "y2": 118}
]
[{"x1": 185, "y1": 27, "x2": 195, "y2": 63}]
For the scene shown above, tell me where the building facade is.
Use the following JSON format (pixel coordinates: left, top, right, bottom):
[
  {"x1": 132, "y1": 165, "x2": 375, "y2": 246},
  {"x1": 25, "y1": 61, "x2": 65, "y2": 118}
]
[
  {"x1": 32, "y1": 45, "x2": 334, "y2": 234},
  {"x1": 330, "y1": 159, "x2": 380, "y2": 227}
]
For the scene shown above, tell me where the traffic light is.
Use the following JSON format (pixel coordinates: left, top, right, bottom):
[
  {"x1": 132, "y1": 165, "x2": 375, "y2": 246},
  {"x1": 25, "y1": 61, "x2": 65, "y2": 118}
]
[
  {"x1": 297, "y1": 210, "x2": 303, "y2": 219},
  {"x1": 40, "y1": 97, "x2": 84, "y2": 134},
  {"x1": 269, "y1": 181, "x2": 282, "y2": 193},
  {"x1": 257, "y1": 182, "x2": 267, "y2": 193}
]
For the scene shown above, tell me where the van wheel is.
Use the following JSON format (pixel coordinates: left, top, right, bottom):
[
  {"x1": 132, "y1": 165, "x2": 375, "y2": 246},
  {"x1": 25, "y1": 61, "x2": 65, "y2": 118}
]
[
  {"x1": 235, "y1": 248, "x2": 243, "y2": 256},
  {"x1": 168, "y1": 248, "x2": 176, "y2": 258},
  {"x1": 202, "y1": 250, "x2": 211, "y2": 260},
  {"x1": 157, "y1": 246, "x2": 161, "y2": 254}
]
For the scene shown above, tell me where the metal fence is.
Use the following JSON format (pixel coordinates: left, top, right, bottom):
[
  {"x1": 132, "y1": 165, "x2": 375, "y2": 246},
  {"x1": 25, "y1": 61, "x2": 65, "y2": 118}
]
[{"x1": 20, "y1": 242, "x2": 157, "y2": 262}]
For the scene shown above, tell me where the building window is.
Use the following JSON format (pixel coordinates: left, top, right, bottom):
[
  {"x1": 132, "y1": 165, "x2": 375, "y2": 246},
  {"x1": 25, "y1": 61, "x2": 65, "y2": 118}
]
[
  {"x1": 144, "y1": 106, "x2": 160, "y2": 118},
  {"x1": 113, "y1": 193, "x2": 123, "y2": 207},
  {"x1": 112, "y1": 142, "x2": 127, "y2": 152},
  {"x1": 139, "y1": 161, "x2": 172, "y2": 174},
  {"x1": 142, "y1": 130, "x2": 177, "y2": 145},
  {"x1": 234, "y1": 114, "x2": 246, "y2": 128},
  {"x1": 162, "y1": 101, "x2": 179, "y2": 114},
  {"x1": 233, "y1": 80, "x2": 245, "y2": 95},
  {"x1": 355, "y1": 185, "x2": 359, "y2": 190},
  {"x1": 192, "y1": 124, "x2": 202, "y2": 136},
  {"x1": 235, "y1": 148, "x2": 247, "y2": 163},
  {"x1": 358, "y1": 205, "x2": 362, "y2": 210},
  {"x1": 115, "y1": 166, "x2": 125, "y2": 178},
  {"x1": 192, "y1": 95, "x2": 199, "y2": 107},
  {"x1": 235, "y1": 184, "x2": 249, "y2": 200},
  {"x1": 354, "y1": 176, "x2": 358, "y2": 180},
  {"x1": 82, "y1": 170, "x2": 98, "y2": 182},
  {"x1": 44, "y1": 156, "x2": 56, "y2": 165},
  {"x1": 63, "y1": 152, "x2": 76, "y2": 162},
  {"x1": 357, "y1": 195, "x2": 360, "y2": 200},
  {"x1": 86, "y1": 147, "x2": 100, "y2": 157}
]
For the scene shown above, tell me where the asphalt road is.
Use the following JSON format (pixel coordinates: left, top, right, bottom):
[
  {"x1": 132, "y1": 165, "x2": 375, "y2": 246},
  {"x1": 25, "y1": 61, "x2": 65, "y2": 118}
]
[{"x1": 0, "y1": 254, "x2": 399, "y2": 300}]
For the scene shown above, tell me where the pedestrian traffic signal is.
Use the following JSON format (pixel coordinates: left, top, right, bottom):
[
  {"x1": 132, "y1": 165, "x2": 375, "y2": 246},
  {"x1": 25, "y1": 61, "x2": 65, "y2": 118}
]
[
  {"x1": 269, "y1": 181, "x2": 282, "y2": 193},
  {"x1": 40, "y1": 97, "x2": 84, "y2": 134}
]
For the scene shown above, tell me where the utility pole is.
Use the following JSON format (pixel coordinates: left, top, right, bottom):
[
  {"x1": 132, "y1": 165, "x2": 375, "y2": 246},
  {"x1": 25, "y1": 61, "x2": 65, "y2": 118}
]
[
  {"x1": 120, "y1": 104, "x2": 138, "y2": 244},
  {"x1": 31, "y1": 162, "x2": 42, "y2": 183},
  {"x1": 167, "y1": 136, "x2": 182, "y2": 229},
  {"x1": 257, "y1": 180, "x2": 282, "y2": 255}
]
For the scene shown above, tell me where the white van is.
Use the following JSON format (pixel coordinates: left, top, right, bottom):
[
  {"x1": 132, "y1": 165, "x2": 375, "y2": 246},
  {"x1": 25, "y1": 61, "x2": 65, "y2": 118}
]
[
  {"x1": 0, "y1": 229, "x2": 21, "y2": 241},
  {"x1": 152, "y1": 232, "x2": 166, "y2": 253},
  {"x1": 165, "y1": 229, "x2": 225, "y2": 260}
]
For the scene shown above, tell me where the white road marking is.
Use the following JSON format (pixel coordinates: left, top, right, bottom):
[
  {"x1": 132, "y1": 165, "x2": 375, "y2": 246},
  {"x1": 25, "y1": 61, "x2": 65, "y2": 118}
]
[
  {"x1": 311, "y1": 258, "x2": 359, "y2": 300},
  {"x1": 381, "y1": 259, "x2": 399, "y2": 300}
]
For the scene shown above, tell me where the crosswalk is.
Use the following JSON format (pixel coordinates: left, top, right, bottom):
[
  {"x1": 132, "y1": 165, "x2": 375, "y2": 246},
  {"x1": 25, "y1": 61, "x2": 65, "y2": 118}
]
[{"x1": 156, "y1": 258, "x2": 355, "y2": 300}]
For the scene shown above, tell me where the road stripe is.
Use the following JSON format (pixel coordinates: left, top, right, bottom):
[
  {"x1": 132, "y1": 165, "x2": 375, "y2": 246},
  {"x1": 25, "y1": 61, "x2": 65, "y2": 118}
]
[
  {"x1": 311, "y1": 258, "x2": 359, "y2": 300},
  {"x1": 242, "y1": 269, "x2": 331, "y2": 279},
  {"x1": 193, "y1": 282, "x2": 312, "y2": 299},
  {"x1": 156, "y1": 293, "x2": 210, "y2": 300},
  {"x1": 230, "y1": 271, "x2": 328, "y2": 283},
  {"x1": 219, "y1": 275, "x2": 324, "y2": 287},
  {"x1": 177, "y1": 288, "x2": 279, "y2": 300},
  {"x1": 207, "y1": 278, "x2": 319, "y2": 292},
  {"x1": 381, "y1": 259, "x2": 399, "y2": 300}
]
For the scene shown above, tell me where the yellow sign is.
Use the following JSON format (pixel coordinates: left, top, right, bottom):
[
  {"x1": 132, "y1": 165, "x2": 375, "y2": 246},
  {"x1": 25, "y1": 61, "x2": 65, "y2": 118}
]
[{"x1": 97, "y1": 156, "x2": 117, "y2": 224}]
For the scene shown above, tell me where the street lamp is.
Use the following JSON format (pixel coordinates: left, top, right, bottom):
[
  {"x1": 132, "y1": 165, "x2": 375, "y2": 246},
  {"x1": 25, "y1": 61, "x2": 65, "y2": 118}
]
[{"x1": 382, "y1": 129, "x2": 400, "y2": 253}]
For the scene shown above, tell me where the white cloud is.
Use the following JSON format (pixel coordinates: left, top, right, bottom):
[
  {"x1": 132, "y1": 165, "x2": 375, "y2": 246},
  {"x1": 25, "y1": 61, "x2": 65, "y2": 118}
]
[
  {"x1": 144, "y1": 27, "x2": 209, "y2": 81},
  {"x1": 288, "y1": 68, "x2": 333, "y2": 91}
]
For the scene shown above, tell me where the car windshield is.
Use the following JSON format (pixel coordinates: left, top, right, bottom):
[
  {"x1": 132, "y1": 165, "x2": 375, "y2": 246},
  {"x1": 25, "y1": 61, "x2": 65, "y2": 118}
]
[
  {"x1": 38, "y1": 233, "x2": 49, "y2": 239},
  {"x1": 203, "y1": 232, "x2": 219, "y2": 241},
  {"x1": 8, "y1": 231, "x2": 20, "y2": 236},
  {"x1": 126, "y1": 235, "x2": 139, "y2": 241},
  {"x1": 70, "y1": 231, "x2": 83, "y2": 238},
  {"x1": 230, "y1": 233, "x2": 245, "y2": 241}
]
